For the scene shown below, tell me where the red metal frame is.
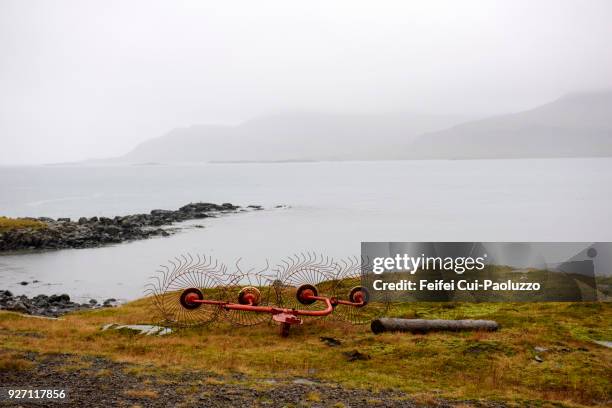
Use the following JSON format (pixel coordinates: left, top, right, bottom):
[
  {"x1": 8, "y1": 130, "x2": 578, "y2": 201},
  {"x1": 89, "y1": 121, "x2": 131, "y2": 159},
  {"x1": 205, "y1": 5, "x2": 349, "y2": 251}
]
[
  {"x1": 183, "y1": 292, "x2": 351, "y2": 315},
  {"x1": 182, "y1": 285, "x2": 367, "y2": 336}
]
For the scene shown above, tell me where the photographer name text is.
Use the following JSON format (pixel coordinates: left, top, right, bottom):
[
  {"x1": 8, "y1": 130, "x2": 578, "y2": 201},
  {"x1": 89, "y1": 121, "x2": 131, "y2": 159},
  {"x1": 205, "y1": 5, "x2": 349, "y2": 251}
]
[{"x1": 372, "y1": 279, "x2": 541, "y2": 291}]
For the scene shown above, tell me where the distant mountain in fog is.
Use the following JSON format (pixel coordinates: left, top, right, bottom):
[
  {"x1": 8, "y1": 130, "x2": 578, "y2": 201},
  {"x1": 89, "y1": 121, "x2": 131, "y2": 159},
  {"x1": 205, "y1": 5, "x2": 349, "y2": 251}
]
[
  {"x1": 115, "y1": 91, "x2": 612, "y2": 163},
  {"x1": 118, "y1": 113, "x2": 465, "y2": 163},
  {"x1": 408, "y1": 90, "x2": 612, "y2": 159}
]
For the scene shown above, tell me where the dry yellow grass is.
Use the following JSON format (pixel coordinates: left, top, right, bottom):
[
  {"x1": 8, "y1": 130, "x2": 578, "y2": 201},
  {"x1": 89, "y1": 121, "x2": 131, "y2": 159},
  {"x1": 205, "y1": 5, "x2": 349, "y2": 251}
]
[
  {"x1": 0, "y1": 352, "x2": 35, "y2": 371},
  {"x1": 0, "y1": 298, "x2": 610, "y2": 407},
  {"x1": 0, "y1": 216, "x2": 47, "y2": 232},
  {"x1": 123, "y1": 389, "x2": 159, "y2": 399},
  {"x1": 306, "y1": 391, "x2": 321, "y2": 402}
]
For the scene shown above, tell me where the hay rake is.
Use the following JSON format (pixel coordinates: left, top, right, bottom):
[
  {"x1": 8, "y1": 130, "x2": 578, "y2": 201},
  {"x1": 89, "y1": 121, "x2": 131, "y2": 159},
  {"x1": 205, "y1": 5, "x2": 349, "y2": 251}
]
[{"x1": 144, "y1": 253, "x2": 389, "y2": 336}]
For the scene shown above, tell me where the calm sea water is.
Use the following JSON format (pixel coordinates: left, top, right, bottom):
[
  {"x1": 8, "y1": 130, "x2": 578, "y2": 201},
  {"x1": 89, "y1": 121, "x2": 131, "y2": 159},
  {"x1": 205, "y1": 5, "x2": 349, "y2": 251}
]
[{"x1": 1, "y1": 159, "x2": 611, "y2": 301}]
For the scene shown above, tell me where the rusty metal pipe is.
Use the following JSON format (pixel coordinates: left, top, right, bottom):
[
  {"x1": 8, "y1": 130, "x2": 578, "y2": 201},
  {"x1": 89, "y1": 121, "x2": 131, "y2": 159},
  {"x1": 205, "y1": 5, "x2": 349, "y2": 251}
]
[
  {"x1": 292, "y1": 295, "x2": 334, "y2": 316},
  {"x1": 335, "y1": 299, "x2": 365, "y2": 307}
]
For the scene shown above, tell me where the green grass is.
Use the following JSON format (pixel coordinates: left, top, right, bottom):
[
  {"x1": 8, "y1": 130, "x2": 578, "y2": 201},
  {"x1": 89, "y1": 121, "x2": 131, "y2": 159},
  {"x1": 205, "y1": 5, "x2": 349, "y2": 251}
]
[
  {"x1": 1, "y1": 297, "x2": 610, "y2": 407},
  {"x1": 0, "y1": 216, "x2": 47, "y2": 233}
]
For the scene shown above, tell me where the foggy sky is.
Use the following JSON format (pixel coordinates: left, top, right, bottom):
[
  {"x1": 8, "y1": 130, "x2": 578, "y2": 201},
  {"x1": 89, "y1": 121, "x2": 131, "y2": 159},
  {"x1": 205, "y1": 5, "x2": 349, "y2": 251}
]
[{"x1": 1, "y1": 0, "x2": 611, "y2": 164}]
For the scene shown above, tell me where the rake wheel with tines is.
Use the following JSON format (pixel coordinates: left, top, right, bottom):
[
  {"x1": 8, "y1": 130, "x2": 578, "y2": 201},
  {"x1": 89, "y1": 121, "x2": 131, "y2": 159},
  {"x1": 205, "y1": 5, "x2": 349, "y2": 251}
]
[
  {"x1": 331, "y1": 256, "x2": 391, "y2": 324},
  {"x1": 144, "y1": 254, "x2": 230, "y2": 327},
  {"x1": 270, "y1": 253, "x2": 340, "y2": 335},
  {"x1": 274, "y1": 253, "x2": 339, "y2": 313},
  {"x1": 222, "y1": 260, "x2": 279, "y2": 326}
]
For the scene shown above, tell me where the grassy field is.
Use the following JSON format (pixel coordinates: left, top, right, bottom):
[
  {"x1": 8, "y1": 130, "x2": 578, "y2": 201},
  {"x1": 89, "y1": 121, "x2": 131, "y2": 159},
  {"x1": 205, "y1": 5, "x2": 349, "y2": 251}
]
[{"x1": 1, "y1": 297, "x2": 610, "y2": 407}]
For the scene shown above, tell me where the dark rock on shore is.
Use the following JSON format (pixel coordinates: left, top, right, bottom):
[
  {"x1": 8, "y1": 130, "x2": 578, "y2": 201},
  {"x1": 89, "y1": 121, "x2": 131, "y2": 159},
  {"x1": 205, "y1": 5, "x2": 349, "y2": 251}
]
[
  {"x1": 103, "y1": 298, "x2": 119, "y2": 307},
  {"x1": 0, "y1": 290, "x2": 109, "y2": 317},
  {"x1": 0, "y1": 201, "x2": 246, "y2": 251}
]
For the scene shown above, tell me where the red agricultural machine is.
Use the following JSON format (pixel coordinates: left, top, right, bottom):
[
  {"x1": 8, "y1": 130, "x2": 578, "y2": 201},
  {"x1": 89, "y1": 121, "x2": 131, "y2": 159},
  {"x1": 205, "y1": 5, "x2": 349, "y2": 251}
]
[{"x1": 145, "y1": 253, "x2": 390, "y2": 336}]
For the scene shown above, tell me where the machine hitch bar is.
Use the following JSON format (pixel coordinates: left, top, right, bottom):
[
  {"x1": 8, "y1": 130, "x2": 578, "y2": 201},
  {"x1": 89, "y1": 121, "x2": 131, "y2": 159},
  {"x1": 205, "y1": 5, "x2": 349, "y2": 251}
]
[{"x1": 180, "y1": 284, "x2": 368, "y2": 336}]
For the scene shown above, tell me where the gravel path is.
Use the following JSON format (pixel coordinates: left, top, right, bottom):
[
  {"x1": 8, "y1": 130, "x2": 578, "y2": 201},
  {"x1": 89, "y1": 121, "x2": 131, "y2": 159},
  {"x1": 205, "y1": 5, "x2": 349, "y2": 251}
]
[{"x1": 0, "y1": 352, "x2": 506, "y2": 407}]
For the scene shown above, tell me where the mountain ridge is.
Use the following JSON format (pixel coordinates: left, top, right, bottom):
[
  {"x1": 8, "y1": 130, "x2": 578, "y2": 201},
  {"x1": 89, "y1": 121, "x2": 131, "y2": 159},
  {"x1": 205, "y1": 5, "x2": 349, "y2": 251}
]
[
  {"x1": 119, "y1": 112, "x2": 466, "y2": 163},
  {"x1": 408, "y1": 90, "x2": 612, "y2": 159},
  {"x1": 110, "y1": 90, "x2": 612, "y2": 163}
]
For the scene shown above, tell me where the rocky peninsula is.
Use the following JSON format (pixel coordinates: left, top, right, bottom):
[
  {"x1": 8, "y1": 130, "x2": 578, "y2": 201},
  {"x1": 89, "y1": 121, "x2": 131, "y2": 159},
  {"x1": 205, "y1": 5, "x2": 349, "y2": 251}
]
[{"x1": 0, "y1": 202, "x2": 262, "y2": 251}]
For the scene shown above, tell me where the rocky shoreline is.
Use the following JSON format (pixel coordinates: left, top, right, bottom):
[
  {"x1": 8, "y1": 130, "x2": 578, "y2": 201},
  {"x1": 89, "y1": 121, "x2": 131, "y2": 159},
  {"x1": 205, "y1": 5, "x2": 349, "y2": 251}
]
[
  {"x1": 0, "y1": 201, "x2": 263, "y2": 251},
  {"x1": 0, "y1": 290, "x2": 117, "y2": 317}
]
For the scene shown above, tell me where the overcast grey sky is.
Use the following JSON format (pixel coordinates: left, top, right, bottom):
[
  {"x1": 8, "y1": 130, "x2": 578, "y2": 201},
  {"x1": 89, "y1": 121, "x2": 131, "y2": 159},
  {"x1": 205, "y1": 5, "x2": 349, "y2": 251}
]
[{"x1": 1, "y1": 0, "x2": 611, "y2": 164}]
